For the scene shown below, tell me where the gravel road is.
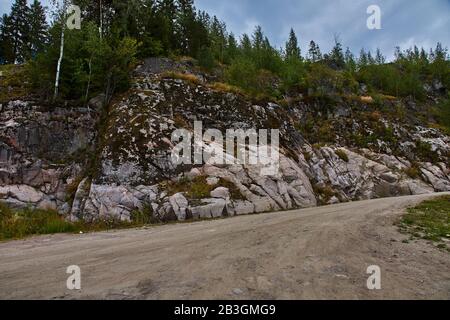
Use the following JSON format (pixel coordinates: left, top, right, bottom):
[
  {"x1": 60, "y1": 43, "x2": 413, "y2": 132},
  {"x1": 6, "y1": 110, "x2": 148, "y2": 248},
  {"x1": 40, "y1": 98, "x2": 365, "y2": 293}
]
[{"x1": 0, "y1": 193, "x2": 449, "y2": 300}]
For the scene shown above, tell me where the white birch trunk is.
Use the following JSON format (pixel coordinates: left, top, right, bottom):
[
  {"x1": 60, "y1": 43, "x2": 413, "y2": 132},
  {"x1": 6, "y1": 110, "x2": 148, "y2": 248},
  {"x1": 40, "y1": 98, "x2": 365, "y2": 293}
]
[{"x1": 53, "y1": 25, "x2": 65, "y2": 100}]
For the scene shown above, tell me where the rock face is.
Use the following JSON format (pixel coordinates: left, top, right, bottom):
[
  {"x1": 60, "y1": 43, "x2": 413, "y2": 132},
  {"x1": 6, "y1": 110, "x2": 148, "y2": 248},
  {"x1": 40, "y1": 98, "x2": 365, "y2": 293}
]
[
  {"x1": 1, "y1": 60, "x2": 449, "y2": 223},
  {"x1": 0, "y1": 100, "x2": 97, "y2": 212}
]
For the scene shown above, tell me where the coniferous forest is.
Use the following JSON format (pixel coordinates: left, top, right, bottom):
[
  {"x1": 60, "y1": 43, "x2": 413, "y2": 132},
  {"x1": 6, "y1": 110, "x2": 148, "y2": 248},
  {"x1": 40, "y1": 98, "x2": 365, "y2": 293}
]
[{"x1": 0, "y1": 0, "x2": 449, "y2": 108}]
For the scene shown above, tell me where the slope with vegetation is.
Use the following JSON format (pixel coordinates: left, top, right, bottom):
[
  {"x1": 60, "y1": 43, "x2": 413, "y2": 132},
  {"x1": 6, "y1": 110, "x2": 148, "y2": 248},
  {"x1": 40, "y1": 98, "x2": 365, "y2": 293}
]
[{"x1": 0, "y1": 0, "x2": 449, "y2": 231}]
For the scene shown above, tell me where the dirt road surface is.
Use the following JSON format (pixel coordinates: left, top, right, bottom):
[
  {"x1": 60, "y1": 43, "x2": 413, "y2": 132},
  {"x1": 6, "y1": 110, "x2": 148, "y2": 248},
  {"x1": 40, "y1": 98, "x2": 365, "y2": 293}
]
[{"x1": 0, "y1": 193, "x2": 449, "y2": 300}]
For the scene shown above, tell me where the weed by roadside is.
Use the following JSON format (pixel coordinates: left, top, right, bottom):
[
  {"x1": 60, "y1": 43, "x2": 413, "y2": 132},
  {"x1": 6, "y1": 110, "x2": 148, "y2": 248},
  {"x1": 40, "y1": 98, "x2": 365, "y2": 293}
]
[
  {"x1": 397, "y1": 196, "x2": 450, "y2": 252},
  {"x1": 0, "y1": 202, "x2": 142, "y2": 242}
]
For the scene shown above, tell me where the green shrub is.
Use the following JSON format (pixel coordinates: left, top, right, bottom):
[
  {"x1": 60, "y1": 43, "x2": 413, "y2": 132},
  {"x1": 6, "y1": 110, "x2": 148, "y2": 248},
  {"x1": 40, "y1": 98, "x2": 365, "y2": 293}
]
[
  {"x1": 432, "y1": 98, "x2": 450, "y2": 135},
  {"x1": 335, "y1": 149, "x2": 349, "y2": 162},
  {"x1": 403, "y1": 166, "x2": 421, "y2": 179},
  {"x1": 415, "y1": 141, "x2": 439, "y2": 163},
  {"x1": 131, "y1": 204, "x2": 159, "y2": 225}
]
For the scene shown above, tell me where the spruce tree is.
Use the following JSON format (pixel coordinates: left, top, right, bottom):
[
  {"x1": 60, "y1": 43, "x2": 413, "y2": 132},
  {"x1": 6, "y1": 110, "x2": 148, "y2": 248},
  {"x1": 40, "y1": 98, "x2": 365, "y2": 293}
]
[
  {"x1": 375, "y1": 48, "x2": 385, "y2": 65},
  {"x1": 329, "y1": 36, "x2": 345, "y2": 69},
  {"x1": 252, "y1": 26, "x2": 264, "y2": 51},
  {"x1": 210, "y1": 16, "x2": 227, "y2": 63},
  {"x1": 285, "y1": 28, "x2": 301, "y2": 61},
  {"x1": 224, "y1": 33, "x2": 238, "y2": 62},
  {"x1": 28, "y1": 0, "x2": 48, "y2": 58},
  {"x1": 0, "y1": 14, "x2": 15, "y2": 64},
  {"x1": 358, "y1": 48, "x2": 368, "y2": 68},
  {"x1": 240, "y1": 33, "x2": 252, "y2": 55},
  {"x1": 344, "y1": 47, "x2": 356, "y2": 72},
  {"x1": 175, "y1": 0, "x2": 195, "y2": 55},
  {"x1": 9, "y1": 0, "x2": 30, "y2": 63}
]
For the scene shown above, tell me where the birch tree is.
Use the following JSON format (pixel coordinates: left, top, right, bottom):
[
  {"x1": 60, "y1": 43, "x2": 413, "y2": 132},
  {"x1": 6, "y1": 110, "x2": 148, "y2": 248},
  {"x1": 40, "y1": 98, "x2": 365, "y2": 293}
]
[{"x1": 52, "y1": 0, "x2": 69, "y2": 101}]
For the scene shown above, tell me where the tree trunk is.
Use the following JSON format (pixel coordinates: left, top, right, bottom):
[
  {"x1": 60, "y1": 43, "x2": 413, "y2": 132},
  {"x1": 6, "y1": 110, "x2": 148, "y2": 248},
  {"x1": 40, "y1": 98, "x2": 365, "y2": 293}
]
[
  {"x1": 84, "y1": 57, "x2": 93, "y2": 105},
  {"x1": 53, "y1": 25, "x2": 65, "y2": 101},
  {"x1": 99, "y1": 0, "x2": 103, "y2": 40}
]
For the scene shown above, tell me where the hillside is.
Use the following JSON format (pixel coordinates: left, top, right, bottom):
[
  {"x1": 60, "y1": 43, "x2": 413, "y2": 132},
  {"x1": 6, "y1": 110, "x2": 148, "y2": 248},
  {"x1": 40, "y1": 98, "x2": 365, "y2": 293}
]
[{"x1": 0, "y1": 57, "x2": 449, "y2": 224}]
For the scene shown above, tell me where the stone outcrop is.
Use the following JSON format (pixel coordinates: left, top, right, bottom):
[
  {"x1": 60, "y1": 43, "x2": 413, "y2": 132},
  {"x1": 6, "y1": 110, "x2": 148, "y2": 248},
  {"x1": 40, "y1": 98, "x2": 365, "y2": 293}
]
[{"x1": 1, "y1": 60, "x2": 449, "y2": 223}]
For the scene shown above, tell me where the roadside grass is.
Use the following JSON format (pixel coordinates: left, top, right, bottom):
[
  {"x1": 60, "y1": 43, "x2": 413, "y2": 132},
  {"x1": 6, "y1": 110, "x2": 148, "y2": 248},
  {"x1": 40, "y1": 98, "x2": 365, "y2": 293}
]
[
  {"x1": 0, "y1": 202, "x2": 141, "y2": 242},
  {"x1": 398, "y1": 196, "x2": 450, "y2": 251}
]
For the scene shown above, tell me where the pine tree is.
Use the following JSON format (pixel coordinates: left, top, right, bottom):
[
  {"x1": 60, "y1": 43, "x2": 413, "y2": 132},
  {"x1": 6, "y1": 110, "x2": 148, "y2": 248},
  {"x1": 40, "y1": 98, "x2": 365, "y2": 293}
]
[
  {"x1": 358, "y1": 48, "x2": 368, "y2": 67},
  {"x1": 374, "y1": 48, "x2": 385, "y2": 65},
  {"x1": 367, "y1": 50, "x2": 375, "y2": 65},
  {"x1": 157, "y1": 0, "x2": 177, "y2": 22},
  {"x1": 308, "y1": 40, "x2": 322, "y2": 62},
  {"x1": 252, "y1": 26, "x2": 264, "y2": 51},
  {"x1": 28, "y1": 0, "x2": 48, "y2": 58},
  {"x1": 209, "y1": 16, "x2": 227, "y2": 63},
  {"x1": 240, "y1": 34, "x2": 252, "y2": 56},
  {"x1": 225, "y1": 33, "x2": 238, "y2": 62},
  {"x1": 9, "y1": 0, "x2": 30, "y2": 63},
  {"x1": 149, "y1": 0, "x2": 175, "y2": 52},
  {"x1": 175, "y1": 0, "x2": 195, "y2": 55},
  {"x1": 329, "y1": 36, "x2": 345, "y2": 69},
  {"x1": 344, "y1": 47, "x2": 356, "y2": 72},
  {"x1": 285, "y1": 28, "x2": 301, "y2": 61}
]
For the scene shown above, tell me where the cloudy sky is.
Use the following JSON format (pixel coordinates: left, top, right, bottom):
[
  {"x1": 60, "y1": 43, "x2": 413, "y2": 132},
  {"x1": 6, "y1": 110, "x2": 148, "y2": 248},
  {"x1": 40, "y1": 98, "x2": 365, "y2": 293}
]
[{"x1": 1, "y1": 0, "x2": 449, "y2": 60}]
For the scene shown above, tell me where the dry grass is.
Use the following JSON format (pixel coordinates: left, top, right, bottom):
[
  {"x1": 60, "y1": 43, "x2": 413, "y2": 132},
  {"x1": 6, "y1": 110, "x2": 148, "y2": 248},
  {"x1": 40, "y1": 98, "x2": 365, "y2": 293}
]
[
  {"x1": 208, "y1": 82, "x2": 245, "y2": 96},
  {"x1": 360, "y1": 96, "x2": 374, "y2": 103},
  {"x1": 161, "y1": 71, "x2": 202, "y2": 85}
]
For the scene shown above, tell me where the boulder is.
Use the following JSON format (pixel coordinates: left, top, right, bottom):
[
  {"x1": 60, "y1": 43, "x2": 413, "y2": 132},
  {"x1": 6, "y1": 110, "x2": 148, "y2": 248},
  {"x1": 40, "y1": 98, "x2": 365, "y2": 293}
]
[
  {"x1": 169, "y1": 193, "x2": 189, "y2": 221},
  {"x1": 210, "y1": 187, "x2": 230, "y2": 199}
]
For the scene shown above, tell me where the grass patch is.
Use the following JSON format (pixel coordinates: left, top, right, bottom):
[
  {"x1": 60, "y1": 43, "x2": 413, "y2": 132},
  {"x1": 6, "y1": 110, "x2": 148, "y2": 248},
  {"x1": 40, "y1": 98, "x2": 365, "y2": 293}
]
[
  {"x1": 166, "y1": 175, "x2": 245, "y2": 200},
  {"x1": 313, "y1": 184, "x2": 336, "y2": 204},
  {"x1": 398, "y1": 196, "x2": 450, "y2": 251},
  {"x1": 403, "y1": 165, "x2": 421, "y2": 179},
  {"x1": 0, "y1": 202, "x2": 144, "y2": 242},
  {"x1": 161, "y1": 71, "x2": 202, "y2": 85},
  {"x1": 335, "y1": 149, "x2": 349, "y2": 162},
  {"x1": 167, "y1": 176, "x2": 214, "y2": 199}
]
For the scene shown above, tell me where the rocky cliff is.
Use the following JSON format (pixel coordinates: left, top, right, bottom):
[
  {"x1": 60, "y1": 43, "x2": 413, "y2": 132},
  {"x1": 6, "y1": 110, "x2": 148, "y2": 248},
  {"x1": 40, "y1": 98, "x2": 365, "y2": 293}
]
[{"x1": 1, "y1": 58, "x2": 449, "y2": 223}]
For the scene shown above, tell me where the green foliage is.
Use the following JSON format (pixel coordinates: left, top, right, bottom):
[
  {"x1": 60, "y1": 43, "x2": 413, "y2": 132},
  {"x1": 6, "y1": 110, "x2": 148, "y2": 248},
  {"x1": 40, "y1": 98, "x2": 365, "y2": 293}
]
[
  {"x1": 399, "y1": 196, "x2": 450, "y2": 250},
  {"x1": 1, "y1": 0, "x2": 447, "y2": 105},
  {"x1": 0, "y1": 202, "x2": 152, "y2": 241},
  {"x1": 167, "y1": 176, "x2": 244, "y2": 200},
  {"x1": 131, "y1": 204, "x2": 159, "y2": 225},
  {"x1": 197, "y1": 46, "x2": 215, "y2": 70},
  {"x1": 415, "y1": 141, "x2": 439, "y2": 164},
  {"x1": 285, "y1": 28, "x2": 301, "y2": 61},
  {"x1": 28, "y1": 0, "x2": 48, "y2": 58},
  {"x1": 0, "y1": 203, "x2": 76, "y2": 240},
  {"x1": 305, "y1": 63, "x2": 356, "y2": 96},
  {"x1": 335, "y1": 149, "x2": 349, "y2": 162},
  {"x1": 432, "y1": 98, "x2": 450, "y2": 134},
  {"x1": 281, "y1": 55, "x2": 306, "y2": 93},
  {"x1": 167, "y1": 176, "x2": 214, "y2": 199},
  {"x1": 27, "y1": 21, "x2": 139, "y2": 102}
]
